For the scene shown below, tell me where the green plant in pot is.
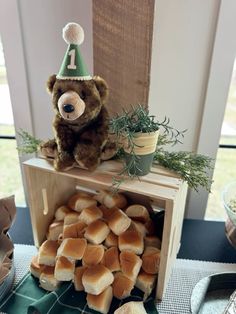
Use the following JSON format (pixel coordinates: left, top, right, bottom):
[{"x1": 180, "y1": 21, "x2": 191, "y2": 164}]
[{"x1": 110, "y1": 105, "x2": 184, "y2": 176}]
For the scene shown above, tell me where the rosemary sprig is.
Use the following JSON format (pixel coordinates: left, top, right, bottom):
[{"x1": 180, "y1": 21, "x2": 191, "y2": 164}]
[
  {"x1": 153, "y1": 149, "x2": 213, "y2": 192},
  {"x1": 17, "y1": 129, "x2": 41, "y2": 154}
]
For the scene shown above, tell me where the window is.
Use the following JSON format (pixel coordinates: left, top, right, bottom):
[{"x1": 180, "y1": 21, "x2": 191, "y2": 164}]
[{"x1": 0, "y1": 37, "x2": 26, "y2": 206}]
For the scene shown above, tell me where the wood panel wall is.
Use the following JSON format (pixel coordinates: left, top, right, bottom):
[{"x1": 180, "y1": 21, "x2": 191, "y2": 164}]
[{"x1": 93, "y1": 0, "x2": 155, "y2": 115}]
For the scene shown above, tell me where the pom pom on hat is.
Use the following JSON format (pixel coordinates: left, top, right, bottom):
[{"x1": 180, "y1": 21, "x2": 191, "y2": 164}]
[{"x1": 63, "y1": 22, "x2": 84, "y2": 45}]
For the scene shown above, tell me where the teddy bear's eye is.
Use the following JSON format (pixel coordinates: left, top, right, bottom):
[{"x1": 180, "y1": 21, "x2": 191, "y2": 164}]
[{"x1": 80, "y1": 91, "x2": 86, "y2": 100}]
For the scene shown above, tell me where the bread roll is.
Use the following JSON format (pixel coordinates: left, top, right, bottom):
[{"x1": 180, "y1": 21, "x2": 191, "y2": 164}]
[
  {"x1": 104, "y1": 231, "x2": 118, "y2": 248},
  {"x1": 142, "y1": 247, "x2": 160, "y2": 274},
  {"x1": 64, "y1": 212, "x2": 80, "y2": 225},
  {"x1": 84, "y1": 219, "x2": 110, "y2": 244},
  {"x1": 63, "y1": 221, "x2": 87, "y2": 239},
  {"x1": 30, "y1": 255, "x2": 45, "y2": 278},
  {"x1": 39, "y1": 266, "x2": 60, "y2": 291},
  {"x1": 103, "y1": 247, "x2": 120, "y2": 272},
  {"x1": 82, "y1": 264, "x2": 114, "y2": 295},
  {"x1": 54, "y1": 256, "x2": 75, "y2": 281},
  {"x1": 103, "y1": 192, "x2": 127, "y2": 209},
  {"x1": 114, "y1": 301, "x2": 147, "y2": 314},
  {"x1": 74, "y1": 266, "x2": 87, "y2": 291},
  {"x1": 54, "y1": 206, "x2": 72, "y2": 221},
  {"x1": 38, "y1": 240, "x2": 59, "y2": 266},
  {"x1": 125, "y1": 205, "x2": 150, "y2": 223},
  {"x1": 118, "y1": 229, "x2": 144, "y2": 255},
  {"x1": 94, "y1": 190, "x2": 108, "y2": 204},
  {"x1": 112, "y1": 272, "x2": 134, "y2": 299},
  {"x1": 47, "y1": 220, "x2": 64, "y2": 241},
  {"x1": 129, "y1": 221, "x2": 147, "y2": 237},
  {"x1": 108, "y1": 210, "x2": 131, "y2": 236},
  {"x1": 57, "y1": 238, "x2": 87, "y2": 260},
  {"x1": 87, "y1": 286, "x2": 113, "y2": 314},
  {"x1": 135, "y1": 270, "x2": 156, "y2": 300},
  {"x1": 120, "y1": 250, "x2": 142, "y2": 282},
  {"x1": 144, "y1": 236, "x2": 161, "y2": 249},
  {"x1": 68, "y1": 192, "x2": 97, "y2": 212},
  {"x1": 145, "y1": 220, "x2": 156, "y2": 236},
  {"x1": 99, "y1": 205, "x2": 118, "y2": 221},
  {"x1": 82, "y1": 244, "x2": 105, "y2": 266},
  {"x1": 79, "y1": 206, "x2": 103, "y2": 225}
]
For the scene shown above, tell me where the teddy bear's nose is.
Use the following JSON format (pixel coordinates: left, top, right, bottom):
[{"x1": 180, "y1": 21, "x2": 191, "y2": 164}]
[{"x1": 63, "y1": 104, "x2": 75, "y2": 113}]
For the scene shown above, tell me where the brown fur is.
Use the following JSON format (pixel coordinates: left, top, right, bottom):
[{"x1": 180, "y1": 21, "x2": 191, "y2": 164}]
[{"x1": 42, "y1": 75, "x2": 109, "y2": 171}]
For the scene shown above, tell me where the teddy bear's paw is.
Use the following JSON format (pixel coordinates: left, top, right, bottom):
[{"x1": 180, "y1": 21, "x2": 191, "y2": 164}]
[
  {"x1": 40, "y1": 139, "x2": 57, "y2": 158},
  {"x1": 54, "y1": 152, "x2": 74, "y2": 171},
  {"x1": 74, "y1": 148, "x2": 100, "y2": 171}
]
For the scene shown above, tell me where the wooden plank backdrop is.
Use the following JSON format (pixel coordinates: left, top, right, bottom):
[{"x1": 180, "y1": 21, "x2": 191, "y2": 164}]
[{"x1": 93, "y1": 0, "x2": 155, "y2": 115}]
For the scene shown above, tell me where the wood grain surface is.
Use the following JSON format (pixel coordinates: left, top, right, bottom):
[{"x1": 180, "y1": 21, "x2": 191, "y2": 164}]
[{"x1": 93, "y1": 0, "x2": 155, "y2": 115}]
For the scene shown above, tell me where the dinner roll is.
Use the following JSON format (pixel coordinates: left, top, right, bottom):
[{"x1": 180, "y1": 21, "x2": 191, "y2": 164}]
[
  {"x1": 84, "y1": 219, "x2": 110, "y2": 244},
  {"x1": 99, "y1": 205, "x2": 118, "y2": 221},
  {"x1": 87, "y1": 286, "x2": 113, "y2": 314},
  {"x1": 54, "y1": 206, "x2": 72, "y2": 221},
  {"x1": 79, "y1": 206, "x2": 103, "y2": 225},
  {"x1": 74, "y1": 266, "x2": 87, "y2": 291},
  {"x1": 82, "y1": 264, "x2": 114, "y2": 295},
  {"x1": 68, "y1": 192, "x2": 97, "y2": 212},
  {"x1": 108, "y1": 210, "x2": 131, "y2": 236},
  {"x1": 142, "y1": 247, "x2": 161, "y2": 274},
  {"x1": 64, "y1": 212, "x2": 80, "y2": 225},
  {"x1": 144, "y1": 236, "x2": 161, "y2": 249},
  {"x1": 145, "y1": 220, "x2": 156, "y2": 236},
  {"x1": 104, "y1": 231, "x2": 118, "y2": 248},
  {"x1": 129, "y1": 221, "x2": 147, "y2": 237},
  {"x1": 112, "y1": 272, "x2": 134, "y2": 299},
  {"x1": 114, "y1": 301, "x2": 147, "y2": 314},
  {"x1": 38, "y1": 240, "x2": 59, "y2": 266},
  {"x1": 47, "y1": 220, "x2": 64, "y2": 241},
  {"x1": 118, "y1": 229, "x2": 144, "y2": 255},
  {"x1": 103, "y1": 247, "x2": 120, "y2": 272},
  {"x1": 30, "y1": 255, "x2": 45, "y2": 278},
  {"x1": 57, "y1": 238, "x2": 87, "y2": 260},
  {"x1": 82, "y1": 244, "x2": 105, "y2": 266},
  {"x1": 125, "y1": 205, "x2": 150, "y2": 223},
  {"x1": 103, "y1": 192, "x2": 127, "y2": 209},
  {"x1": 54, "y1": 256, "x2": 75, "y2": 281},
  {"x1": 135, "y1": 270, "x2": 156, "y2": 300},
  {"x1": 39, "y1": 266, "x2": 60, "y2": 291},
  {"x1": 63, "y1": 221, "x2": 87, "y2": 239},
  {"x1": 120, "y1": 250, "x2": 142, "y2": 282}
]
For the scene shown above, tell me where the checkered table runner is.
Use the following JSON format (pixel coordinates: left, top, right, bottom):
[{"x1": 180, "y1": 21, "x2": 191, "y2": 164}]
[{"x1": 1, "y1": 245, "x2": 236, "y2": 314}]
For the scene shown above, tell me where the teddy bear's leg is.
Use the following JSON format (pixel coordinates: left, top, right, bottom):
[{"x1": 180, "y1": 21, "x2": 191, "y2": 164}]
[
  {"x1": 54, "y1": 151, "x2": 75, "y2": 171},
  {"x1": 73, "y1": 143, "x2": 100, "y2": 170}
]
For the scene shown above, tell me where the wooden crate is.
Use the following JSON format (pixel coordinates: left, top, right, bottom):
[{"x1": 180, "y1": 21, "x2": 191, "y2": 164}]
[{"x1": 23, "y1": 157, "x2": 187, "y2": 300}]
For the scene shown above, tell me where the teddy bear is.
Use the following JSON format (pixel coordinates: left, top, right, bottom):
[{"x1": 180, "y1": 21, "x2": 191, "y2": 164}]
[{"x1": 40, "y1": 23, "x2": 115, "y2": 171}]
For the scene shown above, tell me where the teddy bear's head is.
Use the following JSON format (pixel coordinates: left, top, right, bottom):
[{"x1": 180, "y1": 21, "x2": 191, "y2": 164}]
[{"x1": 47, "y1": 75, "x2": 108, "y2": 123}]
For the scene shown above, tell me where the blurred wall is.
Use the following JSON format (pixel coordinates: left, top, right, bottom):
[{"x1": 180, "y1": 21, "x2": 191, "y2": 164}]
[
  {"x1": 149, "y1": 0, "x2": 220, "y2": 152},
  {"x1": 18, "y1": 0, "x2": 92, "y2": 139}
]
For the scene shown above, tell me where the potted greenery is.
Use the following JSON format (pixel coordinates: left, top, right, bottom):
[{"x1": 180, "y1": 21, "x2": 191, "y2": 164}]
[{"x1": 109, "y1": 105, "x2": 184, "y2": 176}]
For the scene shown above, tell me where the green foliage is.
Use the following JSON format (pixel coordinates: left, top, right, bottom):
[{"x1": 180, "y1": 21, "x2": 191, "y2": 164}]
[
  {"x1": 153, "y1": 149, "x2": 213, "y2": 192},
  {"x1": 110, "y1": 105, "x2": 186, "y2": 144},
  {"x1": 17, "y1": 129, "x2": 41, "y2": 154}
]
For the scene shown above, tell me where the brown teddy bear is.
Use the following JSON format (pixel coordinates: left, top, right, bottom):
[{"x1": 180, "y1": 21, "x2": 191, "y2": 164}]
[{"x1": 41, "y1": 23, "x2": 113, "y2": 171}]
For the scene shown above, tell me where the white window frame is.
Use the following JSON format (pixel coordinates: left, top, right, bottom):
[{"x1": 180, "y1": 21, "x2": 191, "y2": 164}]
[
  {"x1": 186, "y1": 0, "x2": 236, "y2": 219},
  {"x1": 0, "y1": 0, "x2": 34, "y2": 203}
]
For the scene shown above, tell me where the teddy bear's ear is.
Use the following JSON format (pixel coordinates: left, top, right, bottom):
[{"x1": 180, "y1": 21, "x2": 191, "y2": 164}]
[
  {"x1": 93, "y1": 76, "x2": 108, "y2": 103},
  {"x1": 46, "y1": 74, "x2": 57, "y2": 93}
]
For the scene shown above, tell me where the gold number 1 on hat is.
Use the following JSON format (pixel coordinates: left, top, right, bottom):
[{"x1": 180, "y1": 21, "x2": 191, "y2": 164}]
[{"x1": 67, "y1": 49, "x2": 77, "y2": 69}]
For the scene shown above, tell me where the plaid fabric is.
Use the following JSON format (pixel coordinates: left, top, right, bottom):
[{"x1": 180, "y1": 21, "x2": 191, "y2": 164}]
[{"x1": 0, "y1": 272, "x2": 158, "y2": 314}]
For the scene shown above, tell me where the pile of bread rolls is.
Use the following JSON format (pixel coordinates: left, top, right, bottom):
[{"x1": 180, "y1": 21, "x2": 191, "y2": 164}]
[{"x1": 30, "y1": 190, "x2": 161, "y2": 314}]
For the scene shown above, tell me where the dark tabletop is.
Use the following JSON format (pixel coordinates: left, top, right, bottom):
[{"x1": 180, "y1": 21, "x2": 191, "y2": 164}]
[{"x1": 10, "y1": 207, "x2": 236, "y2": 263}]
